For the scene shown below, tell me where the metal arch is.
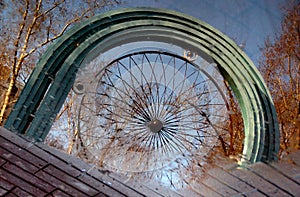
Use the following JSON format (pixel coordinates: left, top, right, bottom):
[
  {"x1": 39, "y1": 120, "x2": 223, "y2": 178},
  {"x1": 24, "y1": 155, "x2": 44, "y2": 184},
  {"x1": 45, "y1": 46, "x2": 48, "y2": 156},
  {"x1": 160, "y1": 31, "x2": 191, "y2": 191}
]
[{"x1": 5, "y1": 8, "x2": 279, "y2": 163}]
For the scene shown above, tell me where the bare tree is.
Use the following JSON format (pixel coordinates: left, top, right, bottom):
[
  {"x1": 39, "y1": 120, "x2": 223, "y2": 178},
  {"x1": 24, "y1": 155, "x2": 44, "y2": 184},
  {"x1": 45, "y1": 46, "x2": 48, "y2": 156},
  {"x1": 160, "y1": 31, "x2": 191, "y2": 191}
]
[
  {"x1": 0, "y1": 0, "x2": 121, "y2": 125},
  {"x1": 259, "y1": 1, "x2": 300, "y2": 156}
]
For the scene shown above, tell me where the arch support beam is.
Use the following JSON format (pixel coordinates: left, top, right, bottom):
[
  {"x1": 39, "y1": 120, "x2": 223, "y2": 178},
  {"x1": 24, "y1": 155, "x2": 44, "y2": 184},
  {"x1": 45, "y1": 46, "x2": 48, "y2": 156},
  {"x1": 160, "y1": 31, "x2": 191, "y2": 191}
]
[{"x1": 5, "y1": 8, "x2": 279, "y2": 163}]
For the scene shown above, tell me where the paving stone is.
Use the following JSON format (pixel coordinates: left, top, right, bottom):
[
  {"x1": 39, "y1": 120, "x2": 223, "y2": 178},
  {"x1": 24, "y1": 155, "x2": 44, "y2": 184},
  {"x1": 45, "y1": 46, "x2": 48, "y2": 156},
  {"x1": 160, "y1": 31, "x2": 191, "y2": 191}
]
[
  {"x1": 201, "y1": 174, "x2": 239, "y2": 196},
  {"x1": 248, "y1": 162, "x2": 300, "y2": 196},
  {"x1": 0, "y1": 176, "x2": 14, "y2": 190},
  {"x1": 43, "y1": 165, "x2": 98, "y2": 196},
  {"x1": 0, "y1": 187, "x2": 8, "y2": 196},
  {"x1": 26, "y1": 145, "x2": 82, "y2": 177},
  {"x1": 11, "y1": 187, "x2": 33, "y2": 197},
  {"x1": 108, "y1": 171, "x2": 182, "y2": 197},
  {"x1": 3, "y1": 192, "x2": 18, "y2": 197},
  {"x1": 0, "y1": 157, "x2": 6, "y2": 166},
  {"x1": 0, "y1": 147, "x2": 39, "y2": 173},
  {"x1": 78, "y1": 172, "x2": 128, "y2": 197},
  {"x1": 51, "y1": 189, "x2": 72, "y2": 197},
  {"x1": 0, "y1": 137, "x2": 47, "y2": 168},
  {"x1": 207, "y1": 166, "x2": 254, "y2": 193},
  {"x1": 230, "y1": 167, "x2": 290, "y2": 197},
  {"x1": 240, "y1": 189, "x2": 267, "y2": 197},
  {"x1": 0, "y1": 169, "x2": 46, "y2": 196},
  {"x1": 87, "y1": 167, "x2": 160, "y2": 197},
  {"x1": 2, "y1": 162, "x2": 55, "y2": 193},
  {"x1": 35, "y1": 170, "x2": 88, "y2": 196},
  {"x1": 176, "y1": 187, "x2": 206, "y2": 197},
  {"x1": 0, "y1": 128, "x2": 33, "y2": 149},
  {"x1": 187, "y1": 182, "x2": 222, "y2": 197},
  {"x1": 286, "y1": 151, "x2": 300, "y2": 166},
  {"x1": 270, "y1": 160, "x2": 300, "y2": 184},
  {"x1": 94, "y1": 192, "x2": 109, "y2": 197},
  {"x1": 35, "y1": 142, "x2": 92, "y2": 172}
]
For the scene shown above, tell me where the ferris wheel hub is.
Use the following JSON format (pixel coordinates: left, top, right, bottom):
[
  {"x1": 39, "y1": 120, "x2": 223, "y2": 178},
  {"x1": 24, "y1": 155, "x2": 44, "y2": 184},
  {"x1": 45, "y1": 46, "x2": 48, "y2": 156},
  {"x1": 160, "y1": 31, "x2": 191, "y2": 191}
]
[{"x1": 148, "y1": 119, "x2": 163, "y2": 133}]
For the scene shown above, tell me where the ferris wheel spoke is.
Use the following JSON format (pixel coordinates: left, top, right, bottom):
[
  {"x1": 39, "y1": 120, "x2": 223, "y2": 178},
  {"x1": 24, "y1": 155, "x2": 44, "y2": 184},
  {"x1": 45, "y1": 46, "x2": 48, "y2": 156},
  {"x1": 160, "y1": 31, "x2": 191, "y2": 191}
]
[
  {"x1": 72, "y1": 51, "x2": 241, "y2": 174},
  {"x1": 161, "y1": 128, "x2": 189, "y2": 153}
]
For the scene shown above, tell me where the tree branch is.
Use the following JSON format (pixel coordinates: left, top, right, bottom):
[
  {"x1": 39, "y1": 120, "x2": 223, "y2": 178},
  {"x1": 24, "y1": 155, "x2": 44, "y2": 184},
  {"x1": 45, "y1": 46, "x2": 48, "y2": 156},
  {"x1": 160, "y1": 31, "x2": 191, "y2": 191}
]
[
  {"x1": 36, "y1": 0, "x2": 65, "y2": 19},
  {"x1": 12, "y1": 0, "x2": 29, "y2": 72},
  {"x1": 24, "y1": 6, "x2": 93, "y2": 59}
]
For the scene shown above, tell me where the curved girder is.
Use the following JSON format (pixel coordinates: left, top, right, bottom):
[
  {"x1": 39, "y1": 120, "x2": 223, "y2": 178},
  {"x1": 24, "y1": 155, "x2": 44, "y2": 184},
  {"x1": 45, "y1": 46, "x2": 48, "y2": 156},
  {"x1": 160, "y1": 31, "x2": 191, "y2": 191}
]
[{"x1": 5, "y1": 8, "x2": 279, "y2": 163}]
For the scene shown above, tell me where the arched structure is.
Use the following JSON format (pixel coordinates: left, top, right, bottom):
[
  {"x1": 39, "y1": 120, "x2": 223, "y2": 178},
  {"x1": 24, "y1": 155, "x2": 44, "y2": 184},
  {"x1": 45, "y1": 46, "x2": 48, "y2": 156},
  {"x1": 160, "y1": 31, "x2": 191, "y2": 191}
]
[{"x1": 5, "y1": 8, "x2": 279, "y2": 163}]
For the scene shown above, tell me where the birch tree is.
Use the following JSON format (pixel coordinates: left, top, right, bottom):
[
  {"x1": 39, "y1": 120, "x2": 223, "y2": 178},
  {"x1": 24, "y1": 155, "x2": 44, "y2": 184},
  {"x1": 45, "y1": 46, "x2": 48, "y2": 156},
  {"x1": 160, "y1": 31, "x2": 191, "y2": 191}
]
[{"x1": 0, "y1": 0, "x2": 120, "y2": 125}]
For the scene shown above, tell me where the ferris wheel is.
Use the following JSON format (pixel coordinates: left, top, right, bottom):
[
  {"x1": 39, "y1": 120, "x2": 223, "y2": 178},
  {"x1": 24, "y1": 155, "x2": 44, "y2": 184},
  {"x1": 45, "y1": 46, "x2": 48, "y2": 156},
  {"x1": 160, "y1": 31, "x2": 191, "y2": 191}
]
[{"x1": 73, "y1": 49, "x2": 233, "y2": 173}]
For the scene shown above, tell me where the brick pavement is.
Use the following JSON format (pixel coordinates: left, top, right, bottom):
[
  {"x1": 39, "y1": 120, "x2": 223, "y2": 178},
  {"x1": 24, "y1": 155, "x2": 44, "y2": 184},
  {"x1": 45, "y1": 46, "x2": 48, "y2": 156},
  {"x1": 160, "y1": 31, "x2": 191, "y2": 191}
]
[{"x1": 1, "y1": 127, "x2": 299, "y2": 196}]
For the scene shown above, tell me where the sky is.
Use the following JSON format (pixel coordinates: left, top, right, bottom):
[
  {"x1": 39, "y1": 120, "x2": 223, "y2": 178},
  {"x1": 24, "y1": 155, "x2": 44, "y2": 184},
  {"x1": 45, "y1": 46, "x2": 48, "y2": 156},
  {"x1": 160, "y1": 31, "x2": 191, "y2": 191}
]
[
  {"x1": 0, "y1": 0, "x2": 287, "y2": 66},
  {"x1": 120, "y1": 0, "x2": 287, "y2": 66}
]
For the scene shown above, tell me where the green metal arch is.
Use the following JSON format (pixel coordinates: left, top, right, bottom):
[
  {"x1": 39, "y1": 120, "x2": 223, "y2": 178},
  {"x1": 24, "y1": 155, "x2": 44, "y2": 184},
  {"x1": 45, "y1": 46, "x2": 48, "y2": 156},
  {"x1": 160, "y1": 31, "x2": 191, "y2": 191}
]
[{"x1": 5, "y1": 8, "x2": 279, "y2": 163}]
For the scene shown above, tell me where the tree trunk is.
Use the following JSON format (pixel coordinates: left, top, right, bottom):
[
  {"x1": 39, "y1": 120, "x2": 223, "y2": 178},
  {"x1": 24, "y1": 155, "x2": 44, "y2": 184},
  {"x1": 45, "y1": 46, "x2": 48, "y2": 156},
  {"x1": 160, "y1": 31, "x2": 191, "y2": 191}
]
[{"x1": 0, "y1": 75, "x2": 17, "y2": 125}]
